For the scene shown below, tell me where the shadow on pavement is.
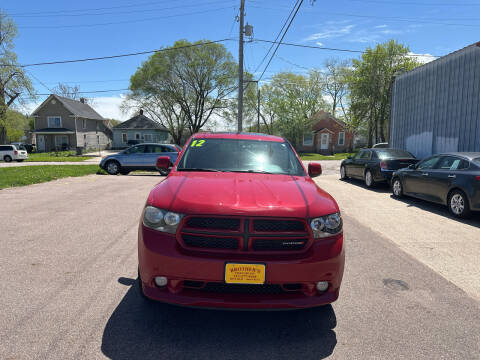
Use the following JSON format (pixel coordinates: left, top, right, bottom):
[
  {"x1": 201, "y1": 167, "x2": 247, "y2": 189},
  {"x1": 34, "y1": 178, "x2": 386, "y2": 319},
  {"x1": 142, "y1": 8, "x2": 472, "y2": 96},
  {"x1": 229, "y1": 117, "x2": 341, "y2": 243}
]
[
  {"x1": 340, "y1": 177, "x2": 392, "y2": 193},
  {"x1": 102, "y1": 277, "x2": 337, "y2": 360},
  {"x1": 391, "y1": 195, "x2": 480, "y2": 227}
]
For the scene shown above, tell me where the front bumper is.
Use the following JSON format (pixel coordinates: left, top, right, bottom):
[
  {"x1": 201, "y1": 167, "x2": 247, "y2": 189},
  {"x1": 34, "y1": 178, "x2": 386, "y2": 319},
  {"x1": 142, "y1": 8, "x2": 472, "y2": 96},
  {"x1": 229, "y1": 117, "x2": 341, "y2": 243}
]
[
  {"x1": 138, "y1": 225, "x2": 345, "y2": 309},
  {"x1": 14, "y1": 153, "x2": 28, "y2": 160},
  {"x1": 379, "y1": 169, "x2": 395, "y2": 181}
]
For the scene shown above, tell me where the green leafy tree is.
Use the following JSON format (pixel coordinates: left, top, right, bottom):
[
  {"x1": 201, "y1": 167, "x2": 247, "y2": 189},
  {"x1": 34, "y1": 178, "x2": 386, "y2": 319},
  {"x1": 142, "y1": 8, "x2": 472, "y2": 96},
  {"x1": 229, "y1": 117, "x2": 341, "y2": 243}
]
[
  {"x1": 125, "y1": 40, "x2": 237, "y2": 144},
  {"x1": 311, "y1": 58, "x2": 350, "y2": 118},
  {"x1": 0, "y1": 12, "x2": 35, "y2": 143},
  {"x1": 347, "y1": 40, "x2": 420, "y2": 146},
  {"x1": 220, "y1": 71, "x2": 258, "y2": 130},
  {"x1": 263, "y1": 72, "x2": 328, "y2": 148},
  {"x1": 5, "y1": 109, "x2": 31, "y2": 142}
]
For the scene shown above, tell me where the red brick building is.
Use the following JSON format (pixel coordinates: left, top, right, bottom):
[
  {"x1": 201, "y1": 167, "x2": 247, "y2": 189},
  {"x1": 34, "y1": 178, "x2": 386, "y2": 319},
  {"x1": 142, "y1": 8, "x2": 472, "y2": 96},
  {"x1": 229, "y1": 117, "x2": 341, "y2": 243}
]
[{"x1": 298, "y1": 111, "x2": 354, "y2": 154}]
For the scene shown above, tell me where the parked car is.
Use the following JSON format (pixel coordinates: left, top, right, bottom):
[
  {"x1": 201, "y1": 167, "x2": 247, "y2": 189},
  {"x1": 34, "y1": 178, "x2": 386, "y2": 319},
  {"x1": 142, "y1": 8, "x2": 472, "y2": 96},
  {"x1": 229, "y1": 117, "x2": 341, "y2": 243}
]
[
  {"x1": 391, "y1": 152, "x2": 480, "y2": 218},
  {"x1": 99, "y1": 143, "x2": 179, "y2": 175},
  {"x1": 372, "y1": 142, "x2": 389, "y2": 148},
  {"x1": 340, "y1": 148, "x2": 418, "y2": 187},
  {"x1": 11, "y1": 142, "x2": 35, "y2": 153},
  {"x1": 0, "y1": 144, "x2": 29, "y2": 162},
  {"x1": 138, "y1": 132, "x2": 345, "y2": 309}
]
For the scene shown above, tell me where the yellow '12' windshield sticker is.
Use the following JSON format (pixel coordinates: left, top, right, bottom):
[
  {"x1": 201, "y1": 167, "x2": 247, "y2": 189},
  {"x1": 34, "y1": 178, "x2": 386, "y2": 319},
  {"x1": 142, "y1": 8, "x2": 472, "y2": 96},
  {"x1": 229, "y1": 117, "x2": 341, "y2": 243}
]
[{"x1": 190, "y1": 140, "x2": 205, "y2": 147}]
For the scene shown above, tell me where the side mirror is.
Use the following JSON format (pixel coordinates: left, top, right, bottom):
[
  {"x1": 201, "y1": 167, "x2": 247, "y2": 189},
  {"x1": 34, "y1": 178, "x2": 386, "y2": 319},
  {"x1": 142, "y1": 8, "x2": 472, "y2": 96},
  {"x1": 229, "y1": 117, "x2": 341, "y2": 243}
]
[
  {"x1": 308, "y1": 162, "x2": 322, "y2": 177},
  {"x1": 156, "y1": 156, "x2": 171, "y2": 171}
]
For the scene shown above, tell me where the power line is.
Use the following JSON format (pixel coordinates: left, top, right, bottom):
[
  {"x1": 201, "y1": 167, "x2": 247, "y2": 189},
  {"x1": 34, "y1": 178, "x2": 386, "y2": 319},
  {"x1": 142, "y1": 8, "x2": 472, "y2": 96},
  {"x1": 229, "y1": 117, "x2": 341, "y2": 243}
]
[
  {"x1": 0, "y1": 39, "x2": 233, "y2": 68},
  {"x1": 258, "y1": 0, "x2": 304, "y2": 81},
  {"x1": 248, "y1": 5, "x2": 480, "y2": 27},
  {"x1": 22, "y1": 88, "x2": 130, "y2": 99},
  {"x1": 253, "y1": 38, "x2": 440, "y2": 58},
  {"x1": 11, "y1": 0, "x2": 236, "y2": 18},
  {"x1": 17, "y1": 6, "x2": 236, "y2": 29},
  {"x1": 6, "y1": 0, "x2": 173, "y2": 16},
  {"x1": 346, "y1": 0, "x2": 480, "y2": 6},
  {"x1": 253, "y1": 0, "x2": 301, "y2": 74}
]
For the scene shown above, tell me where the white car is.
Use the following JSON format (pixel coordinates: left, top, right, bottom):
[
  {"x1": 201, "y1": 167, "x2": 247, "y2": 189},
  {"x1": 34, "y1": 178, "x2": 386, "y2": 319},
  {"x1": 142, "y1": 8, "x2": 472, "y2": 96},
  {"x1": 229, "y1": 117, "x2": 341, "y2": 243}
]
[{"x1": 0, "y1": 144, "x2": 29, "y2": 162}]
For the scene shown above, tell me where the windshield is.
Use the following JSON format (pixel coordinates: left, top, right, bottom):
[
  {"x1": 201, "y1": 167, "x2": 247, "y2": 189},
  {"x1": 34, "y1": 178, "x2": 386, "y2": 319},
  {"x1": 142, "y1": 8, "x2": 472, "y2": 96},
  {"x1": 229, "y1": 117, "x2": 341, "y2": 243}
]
[
  {"x1": 376, "y1": 149, "x2": 415, "y2": 159},
  {"x1": 176, "y1": 138, "x2": 305, "y2": 176}
]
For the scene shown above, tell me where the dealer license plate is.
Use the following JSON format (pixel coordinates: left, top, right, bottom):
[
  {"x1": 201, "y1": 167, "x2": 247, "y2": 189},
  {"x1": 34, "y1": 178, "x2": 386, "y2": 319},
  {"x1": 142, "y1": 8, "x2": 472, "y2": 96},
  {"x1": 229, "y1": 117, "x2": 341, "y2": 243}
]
[{"x1": 224, "y1": 263, "x2": 265, "y2": 284}]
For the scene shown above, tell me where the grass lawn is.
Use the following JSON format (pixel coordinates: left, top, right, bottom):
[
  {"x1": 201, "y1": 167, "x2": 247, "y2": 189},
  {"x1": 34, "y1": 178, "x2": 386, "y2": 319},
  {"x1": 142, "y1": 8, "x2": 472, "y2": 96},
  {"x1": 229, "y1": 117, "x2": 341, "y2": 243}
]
[
  {"x1": 0, "y1": 165, "x2": 105, "y2": 189},
  {"x1": 25, "y1": 151, "x2": 91, "y2": 162},
  {"x1": 299, "y1": 152, "x2": 356, "y2": 161}
]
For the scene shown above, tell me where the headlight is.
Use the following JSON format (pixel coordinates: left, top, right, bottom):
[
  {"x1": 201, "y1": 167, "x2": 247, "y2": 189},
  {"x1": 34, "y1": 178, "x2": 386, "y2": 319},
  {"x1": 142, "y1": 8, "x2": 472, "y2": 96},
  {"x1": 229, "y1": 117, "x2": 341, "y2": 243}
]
[
  {"x1": 310, "y1": 212, "x2": 342, "y2": 238},
  {"x1": 143, "y1": 206, "x2": 183, "y2": 234}
]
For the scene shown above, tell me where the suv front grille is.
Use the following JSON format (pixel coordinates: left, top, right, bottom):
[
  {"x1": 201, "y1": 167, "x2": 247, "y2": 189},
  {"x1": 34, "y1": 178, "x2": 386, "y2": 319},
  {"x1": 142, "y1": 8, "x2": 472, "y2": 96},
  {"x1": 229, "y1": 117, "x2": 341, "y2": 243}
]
[
  {"x1": 199, "y1": 283, "x2": 286, "y2": 295},
  {"x1": 253, "y1": 219, "x2": 305, "y2": 232},
  {"x1": 182, "y1": 234, "x2": 239, "y2": 249},
  {"x1": 180, "y1": 216, "x2": 310, "y2": 252},
  {"x1": 186, "y1": 217, "x2": 240, "y2": 231}
]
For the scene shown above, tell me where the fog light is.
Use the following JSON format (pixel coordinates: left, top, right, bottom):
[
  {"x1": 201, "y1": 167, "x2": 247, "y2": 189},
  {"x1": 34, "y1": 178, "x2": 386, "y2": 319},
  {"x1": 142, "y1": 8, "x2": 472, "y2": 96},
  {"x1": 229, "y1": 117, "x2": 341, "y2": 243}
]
[
  {"x1": 316, "y1": 281, "x2": 329, "y2": 292},
  {"x1": 154, "y1": 276, "x2": 168, "y2": 287}
]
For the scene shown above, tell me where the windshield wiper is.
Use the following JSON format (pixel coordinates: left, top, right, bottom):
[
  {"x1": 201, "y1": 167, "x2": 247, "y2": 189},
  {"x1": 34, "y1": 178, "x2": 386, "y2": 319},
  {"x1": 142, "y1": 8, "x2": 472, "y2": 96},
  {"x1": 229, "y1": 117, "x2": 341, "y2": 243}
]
[
  {"x1": 230, "y1": 169, "x2": 276, "y2": 174},
  {"x1": 177, "y1": 168, "x2": 223, "y2": 172}
]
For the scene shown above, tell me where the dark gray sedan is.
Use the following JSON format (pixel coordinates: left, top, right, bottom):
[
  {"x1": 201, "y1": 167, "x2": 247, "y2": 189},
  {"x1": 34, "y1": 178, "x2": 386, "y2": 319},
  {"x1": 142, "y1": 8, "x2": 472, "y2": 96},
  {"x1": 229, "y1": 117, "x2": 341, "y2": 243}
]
[
  {"x1": 391, "y1": 152, "x2": 480, "y2": 218},
  {"x1": 100, "y1": 143, "x2": 181, "y2": 175}
]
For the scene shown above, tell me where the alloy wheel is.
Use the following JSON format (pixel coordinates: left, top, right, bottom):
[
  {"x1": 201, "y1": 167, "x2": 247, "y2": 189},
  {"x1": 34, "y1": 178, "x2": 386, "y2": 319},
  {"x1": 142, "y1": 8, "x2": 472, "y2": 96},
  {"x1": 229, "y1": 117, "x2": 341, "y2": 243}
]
[
  {"x1": 450, "y1": 194, "x2": 465, "y2": 215},
  {"x1": 393, "y1": 179, "x2": 402, "y2": 196},
  {"x1": 107, "y1": 161, "x2": 119, "y2": 175}
]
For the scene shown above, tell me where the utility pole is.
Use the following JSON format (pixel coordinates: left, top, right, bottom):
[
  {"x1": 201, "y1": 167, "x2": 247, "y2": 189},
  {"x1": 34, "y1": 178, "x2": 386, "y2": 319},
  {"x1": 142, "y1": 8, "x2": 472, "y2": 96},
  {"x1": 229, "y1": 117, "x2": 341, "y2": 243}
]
[
  {"x1": 257, "y1": 86, "x2": 260, "y2": 132},
  {"x1": 237, "y1": 0, "x2": 245, "y2": 132}
]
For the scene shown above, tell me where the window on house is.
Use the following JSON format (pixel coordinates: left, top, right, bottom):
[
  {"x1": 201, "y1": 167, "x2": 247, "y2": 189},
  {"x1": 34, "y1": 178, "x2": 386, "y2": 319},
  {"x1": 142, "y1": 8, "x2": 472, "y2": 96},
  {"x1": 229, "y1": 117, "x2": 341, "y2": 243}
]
[
  {"x1": 144, "y1": 134, "x2": 152, "y2": 142},
  {"x1": 135, "y1": 133, "x2": 141, "y2": 140},
  {"x1": 48, "y1": 116, "x2": 62, "y2": 128},
  {"x1": 303, "y1": 133, "x2": 313, "y2": 146},
  {"x1": 122, "y1": 133, "x2": 127, "y2": 143},
  {"x1": 338, "y1": 132, "x2": 345, "y2": 146},
  {"x1": 55, "y1": 135, "x2": 69, "y2": 147},
  {"x1": 83, "y1": 119, "x2": 87, "y2": 129}
]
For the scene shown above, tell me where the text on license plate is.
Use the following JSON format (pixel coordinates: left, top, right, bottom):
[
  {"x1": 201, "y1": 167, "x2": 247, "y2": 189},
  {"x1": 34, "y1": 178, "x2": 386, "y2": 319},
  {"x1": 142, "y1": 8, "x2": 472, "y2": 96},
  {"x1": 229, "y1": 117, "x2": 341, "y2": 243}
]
[{"x1": 224, "y1": 263, "x2": 265, "y2": 284}]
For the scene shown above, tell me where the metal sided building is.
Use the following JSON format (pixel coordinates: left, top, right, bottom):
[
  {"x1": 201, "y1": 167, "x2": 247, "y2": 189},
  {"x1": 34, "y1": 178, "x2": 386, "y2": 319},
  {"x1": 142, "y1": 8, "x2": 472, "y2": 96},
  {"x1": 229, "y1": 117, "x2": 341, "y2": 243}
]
[{"x1": 390, "y1": 42, "x2": 480, "y2": 158}]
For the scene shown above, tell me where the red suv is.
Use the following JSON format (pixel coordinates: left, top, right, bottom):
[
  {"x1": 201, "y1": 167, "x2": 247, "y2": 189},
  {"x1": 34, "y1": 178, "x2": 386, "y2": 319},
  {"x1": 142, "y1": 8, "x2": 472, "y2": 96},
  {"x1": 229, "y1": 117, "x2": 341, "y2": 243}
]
[{"x1": 138, "y1": 133, "x2": 345, "y2": 309}]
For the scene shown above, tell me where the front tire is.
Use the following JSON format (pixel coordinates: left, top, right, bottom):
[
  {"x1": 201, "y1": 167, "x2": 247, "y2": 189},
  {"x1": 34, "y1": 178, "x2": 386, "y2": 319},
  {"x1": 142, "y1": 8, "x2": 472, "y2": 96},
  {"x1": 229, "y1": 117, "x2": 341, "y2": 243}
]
[
  {"x1": 4, "y1": 155, "x2": 12, "y2": 162},
  {"x1": 392, "y1": 178, "x2": 403, "y2": 198},
  {"x1": 340, "y1": 165, "x2": 347, "y2": 180},
  {"x1": 106, "y1": 160, "x2": 120, "y2": 175},
  {"x1": 448, "y1": 190, "x2": 471, "y2": 218},
  {"x1": 364, "y1": 170, "x2": 374, "y2": 188}
]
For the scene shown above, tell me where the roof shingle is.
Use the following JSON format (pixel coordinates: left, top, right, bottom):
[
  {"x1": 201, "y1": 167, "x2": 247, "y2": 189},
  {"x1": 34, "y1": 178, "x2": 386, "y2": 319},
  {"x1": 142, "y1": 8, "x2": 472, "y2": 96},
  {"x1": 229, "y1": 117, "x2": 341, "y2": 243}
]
[{"x1": 113, "y1": 114, "x2": 168, "y2": 130}]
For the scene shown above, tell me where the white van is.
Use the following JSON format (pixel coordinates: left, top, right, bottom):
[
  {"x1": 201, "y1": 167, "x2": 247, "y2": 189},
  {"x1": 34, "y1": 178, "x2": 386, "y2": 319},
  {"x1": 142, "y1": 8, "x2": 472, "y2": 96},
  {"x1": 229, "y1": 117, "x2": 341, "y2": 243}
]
[{"x1": 0, "y1": 144, "x2": 29, "y2": 162}]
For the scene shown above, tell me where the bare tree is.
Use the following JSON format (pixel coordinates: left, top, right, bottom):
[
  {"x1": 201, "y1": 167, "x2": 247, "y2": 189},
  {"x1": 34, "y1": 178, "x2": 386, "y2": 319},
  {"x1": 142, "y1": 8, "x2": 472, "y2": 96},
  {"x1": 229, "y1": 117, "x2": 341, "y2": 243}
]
[{"x1": 52, "y1": 82, "x2": 94, "y2": 105}]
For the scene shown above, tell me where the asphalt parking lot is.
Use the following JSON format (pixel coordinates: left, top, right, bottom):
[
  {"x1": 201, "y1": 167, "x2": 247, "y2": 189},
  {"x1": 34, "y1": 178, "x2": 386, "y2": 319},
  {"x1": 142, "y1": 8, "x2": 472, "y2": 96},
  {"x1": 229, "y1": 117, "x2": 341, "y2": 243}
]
[{"x1": 0, "y1": 171, "x2": 479, "y2": 359}]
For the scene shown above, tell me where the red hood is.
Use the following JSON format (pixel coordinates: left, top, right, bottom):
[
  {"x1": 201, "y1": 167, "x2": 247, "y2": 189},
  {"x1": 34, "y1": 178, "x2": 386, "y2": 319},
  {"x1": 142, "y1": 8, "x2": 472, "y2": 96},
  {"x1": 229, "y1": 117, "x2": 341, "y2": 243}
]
[{"x1": 147, "y1": 172, "x2": 339, "y2": 218}]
